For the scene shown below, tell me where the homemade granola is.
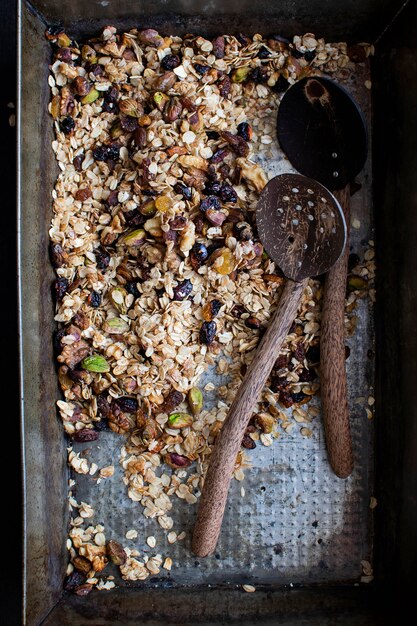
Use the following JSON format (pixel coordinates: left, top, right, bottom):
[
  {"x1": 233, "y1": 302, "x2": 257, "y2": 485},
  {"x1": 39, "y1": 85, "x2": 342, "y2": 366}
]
[{"x1": 47, "y1": 26, "x2": 375, "y2": 592}]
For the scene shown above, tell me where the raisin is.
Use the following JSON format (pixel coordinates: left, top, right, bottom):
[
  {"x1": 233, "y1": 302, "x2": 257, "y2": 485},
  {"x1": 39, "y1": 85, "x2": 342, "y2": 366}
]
[
  {"x1": 194, "y1": 63, "x2": 210, "y2": 75},
  {"x1": 119, "y1": 114, "x2": 138, "y2": 132},
  {"x1": 245, "y1": 316, "x2": 261, "y2": 329},
  {"x1": 231, "y1": 304, "x2": 246, "y2": 318},
  {"x1": 74, "y1": 584, "x2": 93, "y2": 596},
  {"x1": 173, "y1": 279, "x2": 193, "y2": 301},
  {"x1": 131, "y1": 126, "x2": 147, "y2": 150},
  {"x1": 124, "y1": 208, "x2": 145, "y2": 227},
  {"x1": 274, "y1": 354, "x2": 289, "y2": 370},
  {"x1": 291, "y1": 48, "x2": 304, "y2": 59},
  {"x1": 293, "y1": 343, "x2": 305, "y2": 361},
  {"x1": 193, "y1": 216, "x2": 205, "y2": 234},
  {"x1": 210, "y1": 148, "x2": 229, "y2": 164},
  {"x1": 73, "y1": 429, "x2": 99, "y2": 443},
  {"x1": 204, "y1": 180, "x2": 222, "y2": 196},
  {"x1": 273, "y1": 74, "x2": 290, "y2": 93},
  {"x1": 105, "y1": 190, "x2": 119, "y2": 208},
  {"x1": 64, "y1": 571, "x2": 86, "y2": 592},
  {"x1": 202, "y1": 299, "x2": 222, "y2": 321},
  {"x1": 345, "y1": 345, "x2": 351, "y2": 359},
  {"x1": 200, "y1": 320, "x2": 217, "y2": 345},
  {"x1": 53, "y1": 277, "x2": 69, "y2": 301},
  {"x1": 304, "y1": 50, "x2": 316, "y2": 62},
  {"x1": 74, "y1": 187, "x2": 92, "y2": 202},
  {"x1": 306, "y1": 345, "x2": 320, "y2": 365},
  {"x1": 49, "y1": 242, "x2": 67, "y2": 268},
  {"x1": 114, "y1": 397, "x2": 138, "y2": 413},
  {"x1": 53, "y1": 328, "x2": 66, "y2": 355},
  {"x1": 206, "y1": 130, "x2": 220, "y2": 140},
  {"x1": 258, "y1": 45, "x2": 271, "y2": 58},
  {"x1": 169, "y1": 216, "x2": 187, "y2": 230},
  {"x1": 251, "y1": 67, "x2": 269, "y2": 83},
  {"x1": 200, "y1": 196, "x2": 221, "y2": 212},
  {"x1": 242, "y1": 434, "x2": 256, "y2": 449},
  {"x1": 219, "y1": 184, "x2": 237, "y2": 203},
  {"x1": 88, "y1": 63, "x2": 104, "y2": 77},
  {"x1": 88, "y1": 290, "x2": 101, "y2": 308},
  {"x1": 159, "y1": 389, "x2": 184, "y2": 414},
  {"x1": 95, "y1": 418, "x2": 109, "y2": 431},
  {"x1": 291, "y1": 392, "x2": 307, "y2": 404},
  {"x1": 60, "y1": 116, "x2": 75, "y2": 134},
  {"x1": 161, "y1": 54, "x2": 181, "y2": 70},
  {"x1": 107, "y1": 144, "x2": 120, "y2": 161},
  {"x1": 95, "y1": 248, "x2": 110, "y2": 271},
  {"x1": 220, "y1": 131, "x2": 249, "y2": 157},
  {"x1": 72, "y1": 555, "x2": 92, "y2": 575},
  {"x1": 93, "y1": 145, "x2": 109, "y2": 162},
  {"x1": 298, "y1": 368, "x2": 316, "y2": 382},
  {"x1": 190, "y1": 243, "x2": 208, "y2": 270},
  {"x1": 270, "y1": 376, "x2": 288, "y2": 392},
  {"x1": 174, "y1": 182, "x2": 192, "y2": 200},
  {"x1": 212, "y1": 36, "x2": 225, "y2": 59},
  {"x1": 218, "y1": 75, "x2": 231, "y2": 98},
  {"x1": 73, "y1": 154, "x2": 84, "y2": 171},
  {"x1": 237, "y1": 122, "x2": 253, "y2": 142},
  {"x1": 279, "y1": 389, "x2": 294, "y2": 408},
  {"x1": 126, "y1": 280, "x2": 140, "y2": 298}
]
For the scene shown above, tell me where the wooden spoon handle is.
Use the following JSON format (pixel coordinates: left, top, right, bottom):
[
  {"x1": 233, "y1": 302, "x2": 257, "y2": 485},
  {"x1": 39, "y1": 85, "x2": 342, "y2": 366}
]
[
  {"x1": 192, "y1": 278, "x2": 308, "y2": 557},
  {"x1": 320, "y1": 186, "x2": 353, "y2": 478}
]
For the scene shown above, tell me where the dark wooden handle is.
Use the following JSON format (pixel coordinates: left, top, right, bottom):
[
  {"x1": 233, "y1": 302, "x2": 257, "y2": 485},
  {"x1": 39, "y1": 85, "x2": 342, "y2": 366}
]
[
  {"x1": 320, "y1": 186, "x2": 353, "y2": 478},
  {"x1": 192, "y1": 278, "x2": 308, "y2": 557}
]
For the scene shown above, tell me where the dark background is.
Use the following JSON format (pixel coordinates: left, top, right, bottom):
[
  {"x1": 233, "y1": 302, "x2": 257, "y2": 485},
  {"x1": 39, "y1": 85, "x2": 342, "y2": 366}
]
[{"x1": 1, "y1": 0, "x2": 21, "y2": 624}]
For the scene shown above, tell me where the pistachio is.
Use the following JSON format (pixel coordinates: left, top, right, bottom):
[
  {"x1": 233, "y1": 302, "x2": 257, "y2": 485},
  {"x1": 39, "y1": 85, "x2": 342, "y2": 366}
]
[
  {"x1": 163, "y1": 97, "x2": 183, "y2": 122},
  {"x1": 81, "y1": 44, "x2": 98, "y2": 63},
  {"x1": 110, "y1": 120, "x2": 124, "y2": 139},
  {"x1": 348, "y1": 275, "x2": 368, "y2": 291},
  {"x1": 231, "y1": 66, "x2": 252, "y2": 83},
  {"x1": 139, "y1": 28, "x2": 164, "y2": 48},
  {"x1": 120, "y1": 228, "x2": 146, "y2": 247},
  {"x1": 153, "y1": 91, "x2": 170, "y2": 111},
  {"x1": 168, "y1": 412, "x2": 193, "y2": 429},
  {"x1": 102, "y1": 317, "x2": 130, "y2": 334},
  {"x1": 255, "y1": 413, "x2": 275, "y2": 434},
  {"x1": 118, "y1": 97, "x2": 144, "y2": 118},
  {"x1": 110, "y1": 287, "x2": 128, "y2": 314},
  {"x1": 107, "y1": 540, "x2": 127, "y2": 566},
  {"x1": 165, "y1": 452, "x2": 193, "y2": 469},
  {"x1": 81, "y1": 88, "x2": 100, "y2": 105},
  {"x1": 187, "y1": 387, "x2": 203, "y2": 416},
  {"x1": 139, "y1": 198, "x2": 156, "y2": 216},
  {"x1": 142, "y1": 418, "x2": 159, "y2": 444},
  {"x1": 81, "y1": 354, "x2": 110, "y2": 373},
  {"x1": 153, "y1": 71, "x2": 177, "y2": 92}
]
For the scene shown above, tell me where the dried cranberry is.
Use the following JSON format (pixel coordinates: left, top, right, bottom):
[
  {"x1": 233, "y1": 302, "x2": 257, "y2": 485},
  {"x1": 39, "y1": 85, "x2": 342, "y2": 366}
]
[
  {"x1": 95, "y1": 248, "x2": 110, "y2": 271},
  {"x1": 88, "y1": 290, "x2": 101, "y2": 308},
  {"x1": 291, "y1": 392, "x2": 307, "y2": 404},
  {"x1": 174, "y1": 182, "x2": 192, "y2": 200},
  {"x1": 258, "y1": 45, "x2": 271, "y2": 58},
  {"x1": 279, "y1": 389, "x2": 294, "y2": 408},
  {"x1": 73, "y1": 429, "x2": 99, "y2": 443},
  {"x1": 93, "y1": 145, "x2": 109, "y2": 162},
  {"x1": 200, "y1": 320, "x2": 217, "y2": 345},
  {"x1": 273, "y1": 74, "x2": 290, "y2": 93},
  {"x1": 126, "y1": 280, "x2": 140, "y2": 298},
  {"x1": 231, "y1": 304, "x2": 246, "y2": 318},
  {"x1": 219, "y1": 184, "x2": 237, "y2": 203},
  {"x1": 53, "y1": 277, "x2": 69, "y2": 301},
  {"x1": 60, "y1": 116, "x2": 75, "y2": 134},
  {"x1": 173, "y1": 279, "x2": 193, "y2": 301},
  {"x1": 270, "y1": 376, "x2": 288, "y2": 392},
  {"x1": 242, "y1": 434, "x2": 256, "y2": 449},
  {"x1": 251, "y1": 67, "x2": 269, "y2": 83},
  {"x1": 204, "y1": 180, "x2": 222, "y2": 196},
  {"x1": 73, "y1": 154, "x2": 84, "y2": 171},
  {"x1": 114, "y1": 396, "x2": 138, "y2": 413},
  {"x1": 124, "y1": 208, "x2": 145, "y2": 227},
  {"x1": 206, "y1": 130, "x2": 220, "y2": 140},
  {"x1": 200, "y1": 196, "x2": 221, "y2": 212},
  {"x1": 120, "y1": 114, "x2": 138, "y2": 132},
  {"x1": 161, "y1": 54, "x2": 181, "y2": 71},
  {"x1": 237, "y1": 122, "x2": 252, "y2": 142},
  {"x1": 97, "y1": 394, "x2": 111, "y2": 418},
  {"x1": 194, "y1": 63, "x2": 210, "y2": 75},
  {"x1": 64, "y1": 571, "x2": 86, "y2": 592},
  {"x1": 190, "y1": 243, "x2": 208, "y2": 270},
  {"x1": 298, "y1": 368, "x2": 316, "y2": 382},
  {"x1": 210, "y1": 148, "x2": 229, "y2": 164}
]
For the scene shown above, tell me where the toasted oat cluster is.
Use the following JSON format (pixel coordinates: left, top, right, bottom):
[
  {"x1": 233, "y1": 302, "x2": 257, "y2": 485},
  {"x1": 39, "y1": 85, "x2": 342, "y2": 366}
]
[{"x1": 47, "y1": 25, "x2": 374, "y2": 593}]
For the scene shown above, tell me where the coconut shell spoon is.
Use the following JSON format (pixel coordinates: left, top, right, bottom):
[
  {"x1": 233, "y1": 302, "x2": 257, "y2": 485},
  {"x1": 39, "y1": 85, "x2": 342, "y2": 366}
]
[
  {"x1": 192, "y1": 173, "x2": 346, "y2": 557},
  {"x1": 277, "y1": 76, "x2": 368, "y2": 478}
]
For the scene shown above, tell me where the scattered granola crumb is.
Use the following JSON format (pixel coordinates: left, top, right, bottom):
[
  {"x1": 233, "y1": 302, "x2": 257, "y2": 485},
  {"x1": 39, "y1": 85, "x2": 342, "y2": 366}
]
[
  {"x1": 242, "y1": 584, "x2": 256, "y2": 593},
  {"x1": 125, "y1": 530, "x2": 138, "y2": 540}
]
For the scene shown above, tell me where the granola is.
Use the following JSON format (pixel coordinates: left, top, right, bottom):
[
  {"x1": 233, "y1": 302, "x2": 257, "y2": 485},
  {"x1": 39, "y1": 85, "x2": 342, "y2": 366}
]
[{"x1": 47, "y1": 26, "x2": 375, "y2": 592}]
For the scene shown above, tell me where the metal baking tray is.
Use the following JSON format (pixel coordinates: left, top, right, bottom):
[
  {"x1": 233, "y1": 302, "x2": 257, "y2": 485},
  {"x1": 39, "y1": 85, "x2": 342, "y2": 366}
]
[{"x1": 18, "y1": 0, "x2": 417, "y2": 623}]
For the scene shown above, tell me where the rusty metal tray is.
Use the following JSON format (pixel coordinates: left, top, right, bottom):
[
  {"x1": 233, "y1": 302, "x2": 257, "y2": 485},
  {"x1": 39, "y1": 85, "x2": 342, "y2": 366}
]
[{"x1": 18, "y1": 0, "x2": 417, "y2": 624}]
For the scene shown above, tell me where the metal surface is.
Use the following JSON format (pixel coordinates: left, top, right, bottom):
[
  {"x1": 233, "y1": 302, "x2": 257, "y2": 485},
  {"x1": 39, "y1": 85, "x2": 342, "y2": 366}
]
[
  {"x1": 277, "y1": 77, "x2": 368, "y2": 190},
  {"x1": 17, "y1": 0, "x2": 415, "y2": 624},
  {"x1": 257, "y1": 173, "x2": 346, "y2": 281}
]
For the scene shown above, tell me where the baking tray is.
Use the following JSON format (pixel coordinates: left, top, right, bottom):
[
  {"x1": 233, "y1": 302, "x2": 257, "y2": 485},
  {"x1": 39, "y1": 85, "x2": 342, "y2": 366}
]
[{"x1": 17, "y1": 0, "x2": 417, "y2": 624}]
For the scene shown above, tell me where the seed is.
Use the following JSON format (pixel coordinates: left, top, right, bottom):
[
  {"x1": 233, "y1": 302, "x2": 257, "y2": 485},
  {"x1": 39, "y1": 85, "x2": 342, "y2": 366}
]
[
  {"x1": 160, "y1": 389, "x2": 184, "y2": 414},
  {"x1": 219, "y1": 184, "x2": 237, "y2": 203},
  {"x1": 161, "y1": 54, "x2": 181, "y2": 70},
  {"x1": 53, "y1": 277, "x2": 69, "y2": 301},
  {"x1": 72, "y1": 556, "x2": 92, "y2": 575},
  {"x1": 242, "y1": 584, "x2": 256, "y2": 593},
  {"x1": 231, "y1": 66, "x2": 251, "y2": 83},
  {"x1": 165, "y1": 452, "x2": 193, "y2": 469},
  {"x1": 81, "y1": 354, "x2": 110, "y2": 373},
  {"x1": 73, "y1": 429, "x2": 99, "y2": 443},
  {"x1": 119, "y1": 97, "x2": 143, "y2": 118},
  {"x1": 242, "y1": 434, "x2": 256, "y2": 449},
  {"x1": 60, "y1": 116, "x2": 75, "y2": 134},
  {"x1": 200, "y1": 320, "x2": 217, "y2": 344},
  {"x1": 81, "y1": 44, "x2": 97, "y2": 62},
  {"x1": 237, "y1": 122, "x2": 253, "y2": 142},
  {"x1": 120, "y1": 229, "x2": 146, "y2": 247},
  {"x1": 102, "y1": 317, "x2": 129, "y2": 334},
  {"x1": 168, "y1": 412, "x2": 193, "y2": 428},
  {"x1": 155, "y1": 195, "x2": 171, "y2": 213},
  {"x1": 200, "y1": 195, "x2": 221, "y2": 212},
  {"x1": 81, "y1": 88, "x2": 99, "y2": 105},
  {"x1": 107, "y1": 540, "x2": 127, "y2": 565},
  {"x1": 187, "y1": 387, "x2": 203, "y2": 416},
  {"x1": 202, "y1": 299, "x2": 222, "y2": 322},
  {"x1": 172, "y1": 279, "x2": 193, "y2": 301}
]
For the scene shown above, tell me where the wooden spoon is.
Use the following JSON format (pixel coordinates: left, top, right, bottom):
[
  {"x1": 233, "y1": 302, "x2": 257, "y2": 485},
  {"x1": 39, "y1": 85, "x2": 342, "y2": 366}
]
[
  {"x1": 277, "y1": 77, "x2": 368, "y2": 478},
  {"x1": 192, "y1": 173, "x2": 346, "y2": 557}
]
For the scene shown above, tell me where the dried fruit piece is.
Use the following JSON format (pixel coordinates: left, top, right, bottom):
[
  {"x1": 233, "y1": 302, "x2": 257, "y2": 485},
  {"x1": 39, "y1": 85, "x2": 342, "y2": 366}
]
[
  {"x1": 165, "y1": 453, "x2": 193, "y2": 469},
  {"x1": 120, "y1": 114, "x2": 138, "y2": 132},
  {"x1": 107, "y1": 540, "x2": 127, "y2": 565},
  {"x1": 74, "y1": 187, "x2": 92, "y2": 202},
  {"x1": 221, "y1": 131, "x2": 249, "y2": 157},
  {"x1": 190, "y1": 242, "x2": 208, "y2": 270},
  {"x1": 102, "y1": 317, "x2": 130, "y2": 334},
  {"x1": 64, "y1": 571, "x2": 86, "y2": 592},
  {"x1": 81, "y1": 354, "x2": 110, "y2": 373},
  {"x1": 200, "y1": 320, "x2": 217, "y2": 344},
  {"x1": 53, "y1": 277, "x2": 69, "y2": 301},
  {"x1": 210, "y1": 148, "x2": 229, "y2": 164},
  {"x1": 219, "y1": 184, "x2": 237, "y2": 203},
  {"x1": 50, "y1": 243, "x2": 68, "y2": 268},
  {"x1": 237, "y1": 122, "x2": 253, "y2": 142},
  {"x1": 95, "y1": 247, "x2": 110, "y2": 271},
  {"x1": 160, "y1": 389, "x2": 184, "y2": 414},
  {"x1": 187, "y1": 387, "x2": 203, "y2": 416},
  {"x1": 72, "y1": 556, "x2": 92, "y2": 575},
  {"x1": 155, "y1": 195, "x2": 171, "y2": 213},
  {"x1": 206, "y1": 209, "x2": 226, "y2": 226},
  {"x1": 231, "y1": 304, "x2": 246, "y2": 318},
  {"x1": 245, "y1": 316, "x2": 261, "y2": 329},
  {"x1": 81, "y1": 44, "x2": 97, "y2": 62},
  {"x1": 279, "y1": 389, "x2": 294, "y2": 408},
  {"x1": 168, "y1": 412, "x2": 193, "y2": 428},
  {"x1": 161, "y1": 54, "x2": 181, "y2": 70},
  {"x1": 173, "y1": 279, "x2": 193, "y2": 301},
  {"x1": 174, "y1": 182, "x2": 192, "y2": 200},
  {"x1": 218, "y1": 75, "x2": 231, "y2": 97},
  {"x1": 242, "y1": 433, "x2": 256, "y2": 449},
  {"x1": 202, "y1": 299, "x2": 222, "y2": 321},
  {"x1": 73, "y1": 429, "x2": 99, "y2": 443},
  {"x1": 194, "y1": 63, "x2": 210, "y2": 75},
  {"x1": 120, "y1": 228, "x2": 146, "y2": 247},
  {"x1": 212, "y1": 247, "x2": 235, "y2": 275},
  {"x1": 212, "y1": 36, "x2": 225, "y2": 58},
  {"x1": 60, "y1": 116, "x2": 75, "y2": 134},
  {"x1": 200, "y1": 195, "x2": 221, "y2": 212},
  {"x1": 231, "y1": 66, "x2": 251, "y2": 83}
]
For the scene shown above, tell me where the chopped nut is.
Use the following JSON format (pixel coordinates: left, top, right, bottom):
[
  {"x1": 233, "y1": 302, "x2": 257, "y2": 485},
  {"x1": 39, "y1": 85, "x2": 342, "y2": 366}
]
[
  {"x1": 81, "y1": 354, "x2": 110, "y2": 373},
  {"x1": 187, "y1": 387, "x2": 203, "y2": 416},
  {"x1": 168, "y1": 412, "x2": 193, "y2": 429}
]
